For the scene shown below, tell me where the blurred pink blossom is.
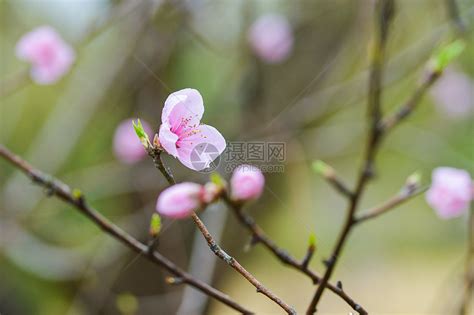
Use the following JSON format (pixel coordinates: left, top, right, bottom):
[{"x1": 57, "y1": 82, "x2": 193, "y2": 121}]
[
  {"x1": 16, "y1": 26, "x2": 75, "y2": 85},
  {"x1": 426, "y1": 167, "x2": 473, "y2": 219},
  {"x1": 156, "y1": 182, "x2": 203, "y2": 219},
  {"x1": 113, "y1": 119, "x2": 153, "y2": 164},
  {"x1": 429, "y1": 68, "x2": 474, "y2": 119},
  {"x1": 158, "y1": 88, "x2": 226, "y2": 171},
  {"x1": 231, "y1": 165, "x2": 265, "y2": 201},
  {"x1": 248, "y1": 14, "x2": 293, "y2": 64}
]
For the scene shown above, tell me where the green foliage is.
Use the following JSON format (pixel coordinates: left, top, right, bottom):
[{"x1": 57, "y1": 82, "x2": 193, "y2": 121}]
[
  {"x1": 115, "y1": 292, "x2": 138, "y2": 315},
  {"x1": 149, "y1": 213, "x2": 161, "y2": 237},
  {"x1": 311, "y1": 160, "x2": 333, "y2": 177},
  {"x1": 428, "y1": 40, "x2": 466, "y2": 72},
  {"x1": 210, "y1": 172, "x2": 225, "y2": 187},
  {"x1": 132, "y1": 119, "x2": 150, "y2": 148},
  {"x1": 406, "y1": 171, "x2": 422, "y2": 187},
  {"x1": 72, "y1": 188, "x2": 83, "y2": 200}
]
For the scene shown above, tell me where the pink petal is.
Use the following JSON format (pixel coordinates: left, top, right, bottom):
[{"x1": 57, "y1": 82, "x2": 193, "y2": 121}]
[
  {"x1": 248, "y1": 14, "x2": 293, "y2": 64},
  {"x1": 430, "y1": 68, "x2": 474, "y2": 119},
  {"x1": 161, "y1": 89, "x2": 204, "y2": 133},
  {"x1": 156, "y1": 182, "x2": 203, "y2": 219},
  {"x1": 15, "y1": 26, "x2": 75, "y2": 85},
  {"x1": 176, "y1": 124, "x2": 226, "y2": 171},
  {"x1": 231, "y1": 165, "x2": 265, "y2": 201},
  {"x1": 159, "y1": 122, "x2": 179, "y2": 157}
]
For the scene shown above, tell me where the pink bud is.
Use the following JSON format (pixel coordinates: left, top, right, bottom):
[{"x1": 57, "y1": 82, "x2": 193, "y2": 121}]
[
  {"x1": 230, "y1": 165, "x2": 265, "y2": 201},
  {"x1": 248, "y1": 14, "x2": 293, "y2": 64},
  {"x1": 113, "y1": 119, "x2": 153, "y2": 164},
  {"x1": 16, "y1": 26, "x2": 75, "y2": 85},
  {"x1": 426, "y1": 167, "x2": 473, "y2": 219},
  {"x1": 429, "y1": 68, "x2": 474, "y2": 119},
  {"x1": 156, "y1": 183, "x2": 204, "y2": 219}
]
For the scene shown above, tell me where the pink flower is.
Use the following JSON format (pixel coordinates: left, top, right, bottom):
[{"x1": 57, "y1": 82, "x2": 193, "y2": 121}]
[
  {"x1": 430, "y1": 68, "x2": 474, "y2": 119},
  {"x1": 426, "y1": 167, "x2": 473, "y2": 219},
  {"x1": 158, "y1": 88, "x2": 226, "y2": 171},
  {"x1": 248, "y1": 14, "x2": 293, "y2": 64},
  {"x1": 156, "y1": 182, "x2": 204, "y2": 219},
  {"x1": 230, "y1": 165, "x2": 265, "y2": 201},
  {"x1": 113, "y1": 119, "x2": 153, "y2": 164},
  {"x1": 16, "y1": 26, "x2": 75, "y2": 85}
]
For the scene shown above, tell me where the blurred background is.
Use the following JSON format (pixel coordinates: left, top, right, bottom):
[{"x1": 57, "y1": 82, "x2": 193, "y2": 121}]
[{"x1": 1, "y1": 0, "x2": 473, "y2": 314}]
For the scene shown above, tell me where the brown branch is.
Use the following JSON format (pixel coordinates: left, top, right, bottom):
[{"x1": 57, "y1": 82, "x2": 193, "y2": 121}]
[
  {"x1": 355, "y1": 185, "x2": 428, "y2": 224},
  {"x1": 306, "y1": 2, "x2": 395, "y2": 313},
  {"x1": 222, "y1": 196, "x2": 368, "y2": 315},
  {"x1": 301, "y1": 242, "x2": 316, "y2": 271},
  {"x1": 0, "y1": 144, "x2": 253, "y2": 314},
  {"x1": 313, "y1": 161, "x2": 354, "y2": 198},
  {"x1": 459, "y1": 206, "x2": 474, "y2": 315},
  {"x1": 191, "y1": 212, "x2": 296, "y2": 315},
  {"x1": 380, "y1": 69, "x2": 441, "y2": 132},
  {"x1": 148, "y1": 147, "x2": 295, "y2": 313}
]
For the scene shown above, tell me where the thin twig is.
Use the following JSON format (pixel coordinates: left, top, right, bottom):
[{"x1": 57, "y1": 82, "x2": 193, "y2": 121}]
[
  {"x1": 148, "y1": 148, "x2": 176, "y2": 184},
  {"x1": 0, "y1": 144, "x2": 252, "y2": 314},
  {"x1": 445, "y1": 0, "x2": 466, "y2": 35},
  {"x1": 191, "y1": 212, "x2": 297, "y2": 315},
  {"x1": 222, "y1": 196, "x2": 368, "y2": 314},
  {"x1": 459, "y1": 206, "x2": 474, "y2": 315},
  {"x1": 150, "y1": 148, "x2": 295, "y2": 314},
  {"x1": 301, "y1": 242, "x2": 316, "y2": 271},
  {"x1": 380, "y1": 70, "x2": 441, "y2": 132},
  {"x1": 306, "y1": 2, "x2": 395, "y2": 313},
  {"x1": 355, "y1": 186, "x2": 428, "y2": 224}
]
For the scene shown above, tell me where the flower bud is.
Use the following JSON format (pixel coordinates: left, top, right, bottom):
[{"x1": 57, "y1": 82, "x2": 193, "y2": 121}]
[
  {"x1": 230, "y1": 165, "x2": 265, "y2": 202},
  {"x1": 16, "y1": 26, "x2": 75, "y2": 84},
  {"x1": 248, "y1": 14, "x2": 293, "y2": 64},
  {"x1": 425, "y1": 167, "x2": 473, "y2": 219},
  {"x1": 156, "y1": 183, "x2": 203, "y2": 219}
]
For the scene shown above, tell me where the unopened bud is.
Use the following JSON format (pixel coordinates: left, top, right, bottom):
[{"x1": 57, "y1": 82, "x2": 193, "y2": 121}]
[{"x1": 312, "y1": 160, "x2": 335, "y2": 178}]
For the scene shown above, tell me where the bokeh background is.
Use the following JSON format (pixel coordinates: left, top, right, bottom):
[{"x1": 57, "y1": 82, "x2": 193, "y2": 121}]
[{"x1": 1, "y1": 0, "x2": 473, "y2": 314}]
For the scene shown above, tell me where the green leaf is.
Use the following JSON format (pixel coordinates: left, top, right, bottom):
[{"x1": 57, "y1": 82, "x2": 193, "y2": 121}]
[
  {"x1": 210, "y1": 172, "x2": 225, "y2": 187},
  {"x1": 406, "y1": 171, "x2": 421, "y2": 186},
  {"x1": 132, "y1": 119, "x2": 150, "y2": 148},
  {"x1": 429, "y1": 40, "x2": 466, "y2": 72},
  {"x1": 311, "y1": 160, "x2": 333, "y2": 177},
  {"x1": 116, "y1": 292, "x2": 138, "y2": 315},
  {"x1": 149, "y1": 213, "x2": 161, "y2": 237}
]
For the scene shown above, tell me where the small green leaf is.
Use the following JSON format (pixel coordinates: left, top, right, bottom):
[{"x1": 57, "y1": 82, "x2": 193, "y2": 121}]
[
  {"x1": 311, "y1": 160, "x2": 333, "y2": 177},
  {"x1": 132, "y1": 119, "x2": 150, "y2": 148},
  {"x1": 406, "y1": 171, "x2": 421, "y2": 186},
  {"x1": 308, "y1": 232, "x2": 317, "y2": 249},
  {"x1": 72, "y1": 189, "x2": 83, "y2": 200},
  {"x1": 210, "y1": 172, "x2": 225, "y2": 187},
  {"x1": 116, "y1": 292, "x2": 138, "y2": 315},
  {"x1": 149, "y1": 213, "x2": 161, "y2": 237},
  {"x1": 429, "y1": 40, "x2": 466, "y2": 72}
]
